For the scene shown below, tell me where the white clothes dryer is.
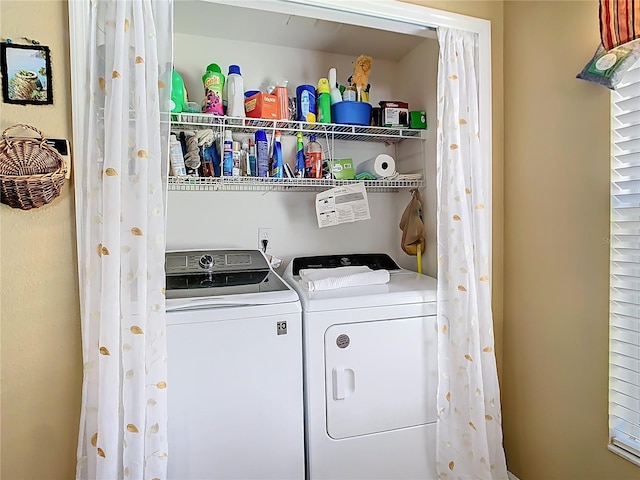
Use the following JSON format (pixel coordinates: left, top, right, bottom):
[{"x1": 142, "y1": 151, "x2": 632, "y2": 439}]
[
  {"x1": 166, "y1": 249, "x2": 304, "y2": 480},
  {"x1": 283, "y1": 253, "x2": 438, "y2": 480}
]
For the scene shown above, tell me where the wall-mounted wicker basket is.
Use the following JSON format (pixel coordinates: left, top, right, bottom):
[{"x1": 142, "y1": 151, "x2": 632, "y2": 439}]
[{"x1": 0, "y1": 124, "x2": 66, "y2": 210}]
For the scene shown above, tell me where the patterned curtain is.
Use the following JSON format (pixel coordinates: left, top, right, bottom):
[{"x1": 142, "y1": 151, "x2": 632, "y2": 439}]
[
  {"x1": 75, "y1": 1, "x2": 173, "y2": 478},
  {"x1": 600, "y1": 0, "x2": 640, "y2": 50},
  {"x1": 435, "y1": 27, "x2": 509, "y2": 480}
]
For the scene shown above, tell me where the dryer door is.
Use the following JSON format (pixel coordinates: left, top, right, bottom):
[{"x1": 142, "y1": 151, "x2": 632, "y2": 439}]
[{"x1": 324, "y1": 315, "x2": 437, "y2": 439}]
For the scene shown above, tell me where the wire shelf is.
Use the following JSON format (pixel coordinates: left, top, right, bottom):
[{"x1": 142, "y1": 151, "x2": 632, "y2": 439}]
[
  {"x1": 171, "y1": 113, "x2": 426, "y2": 143},
  {"x1": 167, "y1": 176, "x2": 425, "y2": 193}
]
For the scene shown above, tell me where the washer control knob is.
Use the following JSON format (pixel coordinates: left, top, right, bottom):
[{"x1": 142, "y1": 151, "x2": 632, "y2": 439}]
[
  {"x1": 340, "y1": 257, "x2": 351, "y2": 266},
  {"x1": 199, "y1": 254, "x2": 214, "y2": 269}
]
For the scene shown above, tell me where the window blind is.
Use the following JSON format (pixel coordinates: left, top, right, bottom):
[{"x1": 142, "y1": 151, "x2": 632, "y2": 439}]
[{"x1": 609, "y1": 57, "x2": 640, "y2": 466}]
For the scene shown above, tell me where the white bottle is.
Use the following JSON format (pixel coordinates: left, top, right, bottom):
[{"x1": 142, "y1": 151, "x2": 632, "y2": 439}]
[
  {"x1": 226, "y1": 64, "x2": 245, "y2": 118},
  {"x1": 241, "y1": 139, "x2": 250, "y2": 176},
  {"x1": 169, "y1": 134, "x2": 186, "y2": 176},
  {"x1": 222, "y1": 130, "x2": 234, "y2": 176}
]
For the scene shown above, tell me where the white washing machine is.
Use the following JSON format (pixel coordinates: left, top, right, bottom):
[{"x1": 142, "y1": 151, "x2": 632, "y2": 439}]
[
  {"x1": 166, "y1": 249, "x2": 305, "y2": 480},
  {"x1": 283, "y1": 253, "x2": 438, "y2": 480}
]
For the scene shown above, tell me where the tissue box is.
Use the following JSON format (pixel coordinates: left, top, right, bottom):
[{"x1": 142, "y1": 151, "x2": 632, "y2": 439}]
[
  {"x1": 245, "y1": 92, "x2": 278, "y2": 119},
  {"x1": 379, "y1": 101, "x2": 409, "y2": 127},
  {"x1": 328, "y1": 158, "x2": 355, "y2": 179}
]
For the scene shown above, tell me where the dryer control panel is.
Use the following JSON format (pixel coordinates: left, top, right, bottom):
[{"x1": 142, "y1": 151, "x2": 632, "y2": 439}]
[{"x1": 290, "y1": 253, "x2": 400, "y2": 276}]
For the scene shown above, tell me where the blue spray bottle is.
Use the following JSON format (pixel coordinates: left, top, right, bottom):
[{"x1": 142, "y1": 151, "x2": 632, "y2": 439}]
[
  {"x1": 295, "y1": 131, "x2": 305, "y2": 177},
  {"x1": 271, "y1": 131, "x2": 284, "y2": 178}
]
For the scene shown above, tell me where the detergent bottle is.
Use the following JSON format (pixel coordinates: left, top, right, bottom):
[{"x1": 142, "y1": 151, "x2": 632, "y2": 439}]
[
  {"x1": 202, "y1": 63, "x2": 225, "y2": 115},
  {"x1": 296, "y1": 84, "x2": 316, "y2": 123},
  {"x1": 255, "y1": 130, "x2": 270, "y2": 177},
  {"x1": 226, "y1": 65, "x2": 245, "y2": 118},
  {"x1": 170, "y1": 69, "x2": 188, "y2": 113}
]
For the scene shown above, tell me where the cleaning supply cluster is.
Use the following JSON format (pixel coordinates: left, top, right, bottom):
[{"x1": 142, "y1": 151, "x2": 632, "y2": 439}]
[
  {"x1": 171, "y1": 58, "x2": 428, "y2": 127},
  {"x1": 168, "y1": 55, "x2": 427, "y2": 180},
  {"x1": 170, "y1": 55, "x2": 393, "y2": 126},
  {"x1": 168, "y1": 128, "x2": 333, "y2": 180}
]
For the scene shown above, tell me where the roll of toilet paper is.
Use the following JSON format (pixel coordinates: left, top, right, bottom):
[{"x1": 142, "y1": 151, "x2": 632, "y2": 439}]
[{"x1": 356, "y1": 154, "x2": 396, "y2": 179}]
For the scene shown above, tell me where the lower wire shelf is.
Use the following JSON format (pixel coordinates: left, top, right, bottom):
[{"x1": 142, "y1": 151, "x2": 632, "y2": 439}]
[{"x1": 167, "y1": 175, "x2": 425, "y2": 193}]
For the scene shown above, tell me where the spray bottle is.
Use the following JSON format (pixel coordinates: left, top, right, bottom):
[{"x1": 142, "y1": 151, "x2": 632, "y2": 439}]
[
  {"x1": 295, "y1": 131, "x2": 305, "y2": 177},
  {"x1": 328, "y1": 68, "x2": 343, "y2": 105},
  {"x1": 271, "y1": 131, "x2": 284, "y2": 178}
]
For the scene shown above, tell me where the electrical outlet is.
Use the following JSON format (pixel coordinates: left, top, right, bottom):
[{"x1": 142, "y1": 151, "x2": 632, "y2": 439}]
[{"x1": 258, "y1": 228, "x2": 272, "y2": 253}]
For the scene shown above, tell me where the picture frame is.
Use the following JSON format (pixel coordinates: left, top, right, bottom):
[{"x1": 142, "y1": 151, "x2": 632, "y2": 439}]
[{"x1": 0, "y1": 43, "x2": 53, "y2": 105}]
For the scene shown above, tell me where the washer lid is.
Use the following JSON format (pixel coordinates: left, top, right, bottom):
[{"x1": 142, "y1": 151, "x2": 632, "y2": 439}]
[{"x1": 166, "y1": 249, "x2": 298, "y2": 309}]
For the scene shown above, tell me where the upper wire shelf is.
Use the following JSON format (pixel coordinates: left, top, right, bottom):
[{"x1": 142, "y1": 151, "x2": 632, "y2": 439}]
[
  {"x1": 167, "y1": 176, "x2": 425, "y2": 193},
  {"x1": 171, "y1": 113, "x2": 426, "y2": 144}
]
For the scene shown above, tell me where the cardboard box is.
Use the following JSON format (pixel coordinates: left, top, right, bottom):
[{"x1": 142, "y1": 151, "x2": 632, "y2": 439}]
[
  {"x1": 328, "y1": 158, "x2": 355, "y2": 179},
  {"x1": 245, "y1": 92, "x2": 278, "y2": 119},
  {"x1": 379, "y1": 101, "x2": 409, "y2": 127}
]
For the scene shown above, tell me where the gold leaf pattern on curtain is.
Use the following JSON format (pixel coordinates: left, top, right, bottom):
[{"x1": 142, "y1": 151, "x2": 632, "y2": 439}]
[
  {"x1": 76, "y1": 1, "x2": 171, "y2": 479},
  {"x1": 436, "y1": 27, "x2": 508, "y2": 479}
]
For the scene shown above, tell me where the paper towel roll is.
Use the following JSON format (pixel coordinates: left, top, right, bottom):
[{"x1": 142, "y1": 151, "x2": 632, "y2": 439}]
[{"x1": 356, "y1": 154, "x2": 396, "y2": 178}]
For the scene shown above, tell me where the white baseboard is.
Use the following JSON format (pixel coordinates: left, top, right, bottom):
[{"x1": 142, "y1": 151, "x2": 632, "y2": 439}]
[{"x1": 507, "y1": 471, "x2": 521, "y2": 480}]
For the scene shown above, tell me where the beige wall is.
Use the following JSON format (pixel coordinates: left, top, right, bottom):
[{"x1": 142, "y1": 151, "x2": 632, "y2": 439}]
[
  {"x1": 0, "y1": 1, "x2": 637, "y2": 480},
  {"x1": 502, "y1": 1, "x2": 638, "y2": 479},
  {"x1": 0, "y1": 1, "x2": 81, "y2": 479}
]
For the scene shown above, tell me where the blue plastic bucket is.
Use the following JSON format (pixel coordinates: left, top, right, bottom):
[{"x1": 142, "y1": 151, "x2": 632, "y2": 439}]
[{"x1": 331, "y1": 102, "x2": 372, "y2": 126}]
